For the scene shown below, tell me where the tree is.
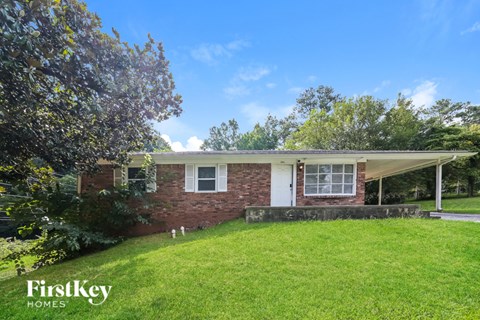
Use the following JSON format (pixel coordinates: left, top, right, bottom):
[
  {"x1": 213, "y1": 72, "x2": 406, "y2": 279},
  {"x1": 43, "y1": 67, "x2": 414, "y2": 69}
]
[
  {"x1": 202, "y1": 115, "x2": 297, "y2": 151},
  {"x1": 0, "y1": 0, "x2": 182, "y2": 180},
  {"x1": 380, "y1": 94, "x2": 422, "y2": 150},
  {"x1": 423, "y1": 99, "x2": 468, "y2": 126},
  {"x1": 424, "y1": 125, "x2": 480, "y2": 197},
  {"x1": 295, "y1": 85, "x2": 343, "y2": 118},
  {"x1": 201, "y1": 119, "x2": 240, "y2": 151},
  {"x1": 237, "y1": 114, "x2": 296, "y2": 150},
  {"x1": 286, "y1": 96, "x2": 386, "y2": 150},
  {"x1": 142, "y1": 134, "x2": 172, "y2": 152},
  {"x1": 460, "y1": 104, "x2": 480, "y2": 125}
]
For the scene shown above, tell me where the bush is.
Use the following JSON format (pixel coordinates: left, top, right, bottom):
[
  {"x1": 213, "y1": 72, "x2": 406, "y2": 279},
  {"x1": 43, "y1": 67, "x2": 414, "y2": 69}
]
[
  {"x1": 0, "y1": 237, "x2": 36, "y2": 276},
  {"x1": 2, "y1": 156, "x2": 156, "y2": 274},
  {"x1": 365, "y1": 193, "x2": 406, "y2": 205}
]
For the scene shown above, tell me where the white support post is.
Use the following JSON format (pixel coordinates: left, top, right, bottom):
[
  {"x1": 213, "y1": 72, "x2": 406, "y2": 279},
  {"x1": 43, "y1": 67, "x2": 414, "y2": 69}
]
[
  {"x1": 378, "y1": 176, "x2": 383, "y2": 206},
  {"x1": 435, "y1": 163, "x2": 443, "y2": 212}
]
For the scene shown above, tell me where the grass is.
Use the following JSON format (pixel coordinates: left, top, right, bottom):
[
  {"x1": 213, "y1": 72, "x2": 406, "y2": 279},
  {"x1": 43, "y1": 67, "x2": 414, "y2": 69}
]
[
  {"x1": 0, "y1": 254, "x2": 35, "y2": 281},
  {"x1": 406, "y1": 195, "x2": 480, "y2": 214},
  {"x1": 1, "y1": 218, "x2": 480, "y2": 319}
]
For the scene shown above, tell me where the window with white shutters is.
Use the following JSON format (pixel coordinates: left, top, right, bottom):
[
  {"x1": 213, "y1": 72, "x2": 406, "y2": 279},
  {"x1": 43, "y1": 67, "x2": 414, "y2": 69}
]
[{"x1": 185, "y1": 164, "x2": 228, "y2": 193}]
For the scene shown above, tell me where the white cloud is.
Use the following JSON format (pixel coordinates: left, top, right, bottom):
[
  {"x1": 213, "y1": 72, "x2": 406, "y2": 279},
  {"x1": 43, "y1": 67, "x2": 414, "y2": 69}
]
[
  {"x1": 287, "y1": 87, "x2": 303, "y2": 95},
  {"x1": 224, "y1": 65, "x2": 273, "y2": 98},
  {"x1": 307, "y1": 75, "x2": 317, "y2": 82},
  {"x1": 461, "y1": 21, "x2": 480, "y2": 35},
  {"x1": 223, "y1": 85, "x2": 250, "y2": 97},
  {"x1": 161, "y1": 134, "x2": 203, "y2": 152},
  {"x1": 236, "y1": 66, "x2": 271, "y2": 82},
  {"x1": 409, "y1": 80, "x2": 438, "y2": 108},
  {"x1": 373, "y1": 80, "x2": 391, "y2": 93},
  {"x1": 190, "y1": 40, "x2": 250, "y2": 65},
  {"x1": 401, "y1": 88, "x2": 412, "y2": 96},
  {"x1": 241, "y1": 102, "x2": 294, "y2": 125},
  {"x1": 266, "y1": 82, "x2": 277, "y2": 89},
  {"x1": 225, "y1": 39, "x2": 250, "y2": 51}
]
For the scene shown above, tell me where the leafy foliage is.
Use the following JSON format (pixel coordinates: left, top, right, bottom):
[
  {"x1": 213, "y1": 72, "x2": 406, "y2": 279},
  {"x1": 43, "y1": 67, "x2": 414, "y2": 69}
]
[
  {"x1": 0, "y1": 237, "x2": 35, "y2": 276},
  {"x1": 295, "y1": 85, "x2": 343, "y2": 117},
  {"x1": 201, "y1": 119, "x2": 241, "y2": 151},
  {"x1": 286, "y1": 96, "x2": 387, "y2": 150},
  {"x1": 1, "y1": 156, "x2": 156, "y2": 274},
  {"x1": 0, "y1": 0, "x2": 182, "y2": 179},
  {"x1": 202, "y1": 115, "x2": 296, "y2": 151}
]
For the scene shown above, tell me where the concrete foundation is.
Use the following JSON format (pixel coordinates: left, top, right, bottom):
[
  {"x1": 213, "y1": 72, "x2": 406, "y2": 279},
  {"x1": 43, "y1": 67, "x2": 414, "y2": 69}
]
[{"x1": 245, "y1": 205, "x2": 425, "y2": 223}]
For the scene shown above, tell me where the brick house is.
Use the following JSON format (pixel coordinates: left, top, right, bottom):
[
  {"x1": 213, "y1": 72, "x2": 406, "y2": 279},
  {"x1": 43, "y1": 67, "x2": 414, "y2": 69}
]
[{"x1": 79, "y1": 150, "x2": 474, "y2": 235}]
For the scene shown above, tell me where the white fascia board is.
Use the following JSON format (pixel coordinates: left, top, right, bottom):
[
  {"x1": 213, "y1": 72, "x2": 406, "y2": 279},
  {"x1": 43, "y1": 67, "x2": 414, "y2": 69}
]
[{"x1": 98, "y1": 151, "x2": 476, "y2": 167}]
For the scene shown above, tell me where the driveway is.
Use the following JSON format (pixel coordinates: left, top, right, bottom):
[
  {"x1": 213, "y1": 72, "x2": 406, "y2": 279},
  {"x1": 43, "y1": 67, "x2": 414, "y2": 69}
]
[{"x1": 430, "y1": 212, "x2": 480, "y2": 222}]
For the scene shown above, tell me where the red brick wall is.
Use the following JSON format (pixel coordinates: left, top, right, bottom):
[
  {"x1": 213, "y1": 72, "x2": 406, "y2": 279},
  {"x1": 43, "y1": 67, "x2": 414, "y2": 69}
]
[
  {"x1": 84, "y1": 164, "x2": 271, "y2": 235},
  {"x1": 81, "y1": 165, "x2": 114, "y2": 192},
  {"x1": 295, "y1": 162, "x2": 365, "y2": 206},
  {"x1": 81, "y1": 162, "x2": 366, "y2": 236}
]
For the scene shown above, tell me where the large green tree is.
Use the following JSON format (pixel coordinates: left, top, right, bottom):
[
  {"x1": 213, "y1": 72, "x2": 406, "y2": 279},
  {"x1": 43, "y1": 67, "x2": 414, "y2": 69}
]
[
  {"x1": 237, "y1": 115, "x2": 296, "y2": 150},
  {"x1": 294, "y1": 85, "x2": 343, "y2": 118},
  {"x1": 0, "y1": 0, "x2": 182, "y2": 179},
  {"x1": 202, "y1": 115, "x2": 296, "y2": 151},
  {"x1": 201, "y1": 119, "x2": 241, "y2": 151},
  {"x1": 380, "y1": 95, "x2": 422, "y2": 150},
  {"x1": 286, "y1": 96, "x2": 386, "y2": 150}
]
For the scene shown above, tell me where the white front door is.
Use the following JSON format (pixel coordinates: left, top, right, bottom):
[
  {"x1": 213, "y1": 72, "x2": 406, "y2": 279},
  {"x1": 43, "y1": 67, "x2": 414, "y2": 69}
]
[{"x1": 271, "y1": 164, "x2": 294, "y2": 206}]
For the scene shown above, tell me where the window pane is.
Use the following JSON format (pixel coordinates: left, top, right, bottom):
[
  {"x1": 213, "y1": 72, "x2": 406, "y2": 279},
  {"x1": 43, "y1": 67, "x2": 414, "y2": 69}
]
[
  {"x1": 332, "y1": 174, "x2": 343, "y2": 183},
  {"x1": 128, "y1": 167, "x2": 145, "y2": 179},
  {"x1": 344, "y1": 174, "x2": 353, "y2": 183},
  {"x1": 128, "y1": 180, "x2": 146, "y2": 192},
  {"x1": 332, "y1": 164, "x2": 343, "y2": 173},
  {"x1": 198, "y1": 167, "x2": 216, "y2": 179},
  {"x1": 305, "y1": 174, "x2": 318, "y2": 184},
  {"x1": 305, "y1": 185, "x2": 317, "y2": 194},
  {"x1": 305, "y1": 165, "x2": 318, "y2": 174},
  {"x1": 318, "y1": 174, "x2": 330, "y2": 183},
  {"x1": 345, "y1": 164, "x2": 354, "y2": 173},
  {"x1": 198, "y1": 179, "x2": 216, "y2": 191},
  {"x1": 319, "y1": 165, "x2": 331, "y2": 173},
  {"x1": 332, "y1": 184, "x2": 343, "y2": 193},
  {"x1": 318, "y1": 185, "x2": 331, "y2": 194},
  {"x1": 344, "y1": 184, "x2": 353, "y2": 194}
]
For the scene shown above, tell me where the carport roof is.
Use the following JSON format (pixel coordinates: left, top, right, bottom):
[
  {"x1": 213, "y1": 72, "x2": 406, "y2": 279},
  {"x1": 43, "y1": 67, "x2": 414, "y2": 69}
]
[{"x1": 123, "y1": 150, "x2": 477, "y2": 181}]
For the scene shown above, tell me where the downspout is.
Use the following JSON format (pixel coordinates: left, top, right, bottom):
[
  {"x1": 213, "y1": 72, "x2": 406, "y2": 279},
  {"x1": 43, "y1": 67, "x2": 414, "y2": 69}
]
[{"x1": 378, "y1": 176, "x2": 383, "y2": 206}]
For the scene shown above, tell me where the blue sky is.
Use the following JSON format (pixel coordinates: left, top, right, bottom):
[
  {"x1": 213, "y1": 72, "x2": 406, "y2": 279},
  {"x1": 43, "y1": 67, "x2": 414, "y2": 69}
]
[{"x1": 85, "y1": 0, "x2": 480, "y2": 151}]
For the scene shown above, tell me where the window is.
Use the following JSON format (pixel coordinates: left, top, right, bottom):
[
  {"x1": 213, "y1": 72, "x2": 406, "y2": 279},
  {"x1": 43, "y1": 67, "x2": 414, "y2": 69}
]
[
  {"x1": 185, "y1": 164, "x2": 227, "y2": 193},
  {"x1": 113, "y1": 165, "x2": 157, "y2": 193},
  {"x1": 197, "y1": 166, "x2": 216, "y2": 191},
  {"x1": 304, "y1": 164, "x2": 355, "y2": 196},
  {"x1": 128, "y1": 167, "x2": 146, "y2": 192}
]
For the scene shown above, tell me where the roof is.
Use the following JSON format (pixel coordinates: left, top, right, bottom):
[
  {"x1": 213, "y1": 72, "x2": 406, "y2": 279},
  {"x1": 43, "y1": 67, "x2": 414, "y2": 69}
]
[
  {"x1": 112, "y1": 150, "x2": 477, "y2": 182},
  {"x1": 130, "y1": 150, "x2": 475, "y2": 156}
]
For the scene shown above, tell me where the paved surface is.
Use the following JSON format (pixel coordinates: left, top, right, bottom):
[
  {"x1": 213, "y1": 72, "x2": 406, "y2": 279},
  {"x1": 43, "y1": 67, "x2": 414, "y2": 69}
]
[{"x1": 430, "y1": 212, "x2": 480, "y2": 222}]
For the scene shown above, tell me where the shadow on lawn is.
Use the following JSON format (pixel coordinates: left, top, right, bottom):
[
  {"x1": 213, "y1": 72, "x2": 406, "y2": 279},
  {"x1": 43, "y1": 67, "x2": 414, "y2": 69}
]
[{"x1": 0, "y1": 219, "x2": 276, "y2": 283}]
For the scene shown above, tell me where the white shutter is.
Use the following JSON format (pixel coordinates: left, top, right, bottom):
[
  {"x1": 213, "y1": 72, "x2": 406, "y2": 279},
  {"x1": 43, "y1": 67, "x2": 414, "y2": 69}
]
[
  {"x1": 113, "y1": 167, "x2": 126, "y2": 187},
  {"x1": 218, "y1": 164, "x2": 228, "y2": 192},
  {"x1": 185, "y1": 164, "x2": 195, "y2": 192},
  {"x1": 146, "y1": 165, "x2": 157, "y2": 193}
]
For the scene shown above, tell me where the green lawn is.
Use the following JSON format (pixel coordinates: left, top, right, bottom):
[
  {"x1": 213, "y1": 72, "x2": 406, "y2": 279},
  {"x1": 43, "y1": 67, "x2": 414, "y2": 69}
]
[
  {"x1": 407, "y1": 195, "x2": 480, "y2": 214},
  {"x1": 2, "y1": 218, "x2": 480, "y2": 319}
]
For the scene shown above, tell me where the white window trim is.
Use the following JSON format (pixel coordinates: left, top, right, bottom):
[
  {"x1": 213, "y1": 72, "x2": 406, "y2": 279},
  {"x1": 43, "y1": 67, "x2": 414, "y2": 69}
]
[
  {"x1": 304, "y1": 163, "x2": 357, "y2": 197},
  {"x1": 185, "y1": 164, "x2": 228, "y2": 193},
  {"x1": 195, "y1": 164, "x2": 217, "y2": 193},
  {"x1": 114, "y1": 166, "x2": 157, "y2": 193}
]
